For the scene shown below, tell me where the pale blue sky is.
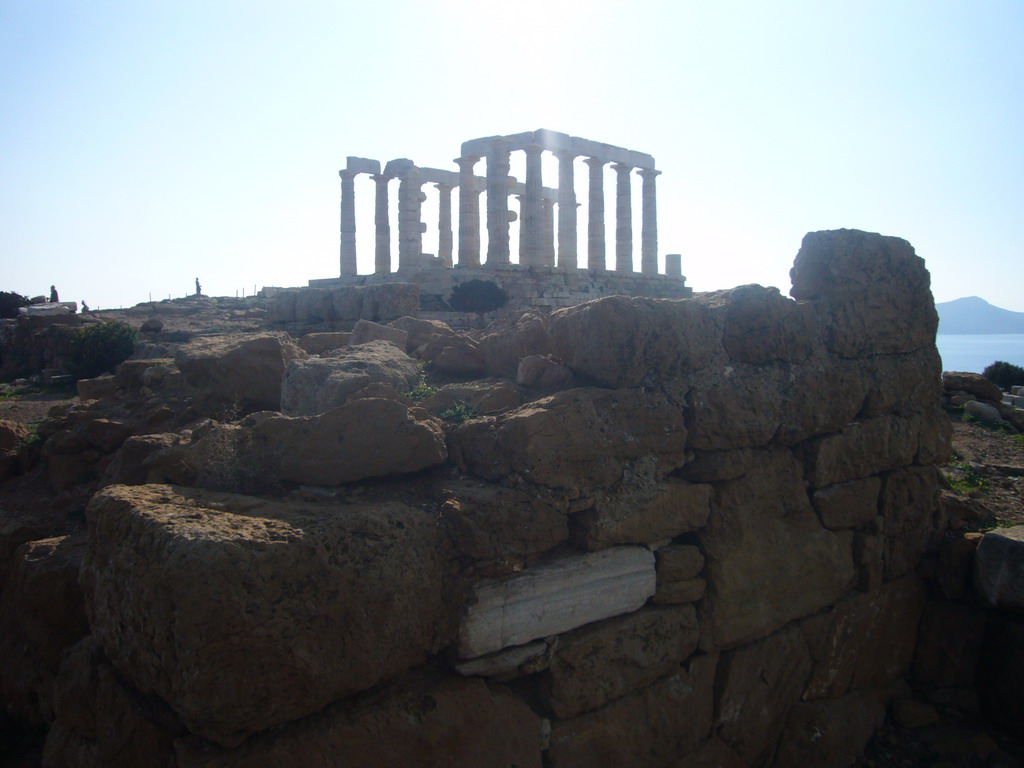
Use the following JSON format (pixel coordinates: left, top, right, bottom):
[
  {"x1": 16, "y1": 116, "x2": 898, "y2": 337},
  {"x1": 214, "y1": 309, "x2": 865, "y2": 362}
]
[{"x1": 2, "y1": 1, "x2": 1022, "y2": 311}]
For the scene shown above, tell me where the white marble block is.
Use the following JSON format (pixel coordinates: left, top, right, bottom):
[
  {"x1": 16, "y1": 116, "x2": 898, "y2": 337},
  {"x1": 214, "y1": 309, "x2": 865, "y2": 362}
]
[{"x1": 458, "y1": 546, "x2": 656, "y2": 658}]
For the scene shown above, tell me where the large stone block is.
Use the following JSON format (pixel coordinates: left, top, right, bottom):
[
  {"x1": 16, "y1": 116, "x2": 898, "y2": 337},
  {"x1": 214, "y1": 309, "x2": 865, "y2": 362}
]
[
  {"x1": 880, "y1": 466, "x2": 944, "y2": 580},
  {"x1": 801, "y1": 573, "x2": 926, "y2": 699},
  {"x1": 973, "y1": 525, "x2": 1024, "y2": 611},
  {"x1": 698, "y1": 450, "x2": 854, "y2": 650},
  {"x1": 811, "y1": 477, "x2": 881, "y2": 529},
  {"x1": 174, "y1": 674, "x2": 543, "y2": 768},
  {"x1": 717, "y1": 284, "x2": 819, "y2": 364},
  {"x1": 799, "y1": 415, "x2": 919, "y2": 488},
  {"x1": 548, "y1": 295, "x2": 721, "y2": 388},
  {"x1": 250, "y1": 398, "x2": 447, "y2": 486},
  {"x1": 450, "y1": 387, "x2": 687, "y2": 489},
  {"x1": 547, "y1": 654, "x2": 717, "y2": 768},
  {"x1": 789, "y1": 229, "x2": 938, "y2": 357},
  {"x1": 458, "y1": 547, "x2": 655, "y2": 659},
  {"x1": 280, "y1": 340, "x2": 420, "y2": 416},
  {"x1": 541, "y1": 605, "x2": 699, "y2": 718},
  {"x1": 81, "y1": 485, "x2": 456, "y2": 746},
  {"x1": 716, "y1": 624, "x2": 811, "y2": 766},
  {"x1": 174, "y1": 332, "x2": 307, "y2": 414},
  {"x1": 771, "y1": 689, "x2": 887, "y2": 768}
]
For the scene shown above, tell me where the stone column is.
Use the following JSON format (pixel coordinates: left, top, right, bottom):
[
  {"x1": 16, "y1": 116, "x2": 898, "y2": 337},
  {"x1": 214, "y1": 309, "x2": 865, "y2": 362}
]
[
  {"x1": 521, "y1": 144, "x2": 544, "y2": 266},
  {"x1": 666, "y1": 253, "x2": 682, "y2": 276},
  {"x1": 372, "y1": 174, "x2": 392, "y2": 274},
  {"x1": 584, "y1": 157, "x2": 606, "y2": 271},
  {"x1": 639, "y1": 169, "x2": 661, "y2": 275},
  {"x1": 457, "y1": 156, "x2": 481, "y2": 267},
  {"x1": 339, "y1": 170, "x2": 358, "y2": 276},
  {"x1": 436, "y1": 183, "x2": 454, "y2": 267},
  {"x1": 486, "y1": 140, "x2": 511, "y2": 265},
  {"x1": 543, "y1": 199, "x2": 555, "y2": 267},
  {"x1": 613, "y1": 164, "x2": 633, "y2": 273},
  {"x1": 555, "y1": 150, "x2": 577, "y2": 269},
  {"x1": 516, "y1": 194, "x2": 527, "y2": 262},
  {"x1": 397, "y1": 166, "x2": 425, "y2": 272}
]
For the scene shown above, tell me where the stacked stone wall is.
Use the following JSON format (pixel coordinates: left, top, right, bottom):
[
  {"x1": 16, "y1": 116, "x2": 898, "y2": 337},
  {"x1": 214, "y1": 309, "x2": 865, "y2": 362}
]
[{"x1": 3, "y1": 230, "x2": 962, "y2": 766}]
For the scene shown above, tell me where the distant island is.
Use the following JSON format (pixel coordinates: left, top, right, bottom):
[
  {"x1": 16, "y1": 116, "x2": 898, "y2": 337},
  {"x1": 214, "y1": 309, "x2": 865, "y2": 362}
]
[{"x1": 936, "y1": 296, "x2": 1024, "y2": 334}]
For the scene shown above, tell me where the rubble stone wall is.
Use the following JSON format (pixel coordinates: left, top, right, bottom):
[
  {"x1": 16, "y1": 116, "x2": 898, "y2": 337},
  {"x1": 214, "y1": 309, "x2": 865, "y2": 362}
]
[{"x1": 5, "y1": 229, "x2": 957, "y2": 767}]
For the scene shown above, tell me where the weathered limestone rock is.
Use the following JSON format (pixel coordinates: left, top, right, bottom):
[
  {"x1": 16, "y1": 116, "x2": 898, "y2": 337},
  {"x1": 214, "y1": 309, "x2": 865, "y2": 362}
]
[
  {"x1": 390, "y1": 315, "x2": 455, "y2": 353},
  {"x1": 82, "y1": 418, "x2": 135, "y2": 453},
  {"x1": 546, "y1": 654, "x2": 717, "y2": 768},
  {"x1": 790, "y1": 229, "x2": 937, "y2": 357},
  {"x1": 716, "y1": 284, "x2": 818, "y2": 364},
  {"x1": 296, "y1": 331, "x2": 350, "y2": 355},
  {"x1": 174, "y1": 674, "x2": 543, "y2": 768},
  {"x1": 881, "y1": 466, "x2": 944, "y2": 580},
  {"x1": 458, "y1": 546, "x2": 655, "y2": 659},
  {"x1": 698, "y1": 450, "x2": 855, "y2": 650},
  {"x1": 542, "y1": 605, "x2": 699, "y2": 718},
  {"x1": 280, "y1": 340, "x2": 420, "y2": 416},
  {"x1": 477, "y1": 309, "x2": 552, "y2": 378},
  {"x1": 43, "y1": 637, "x2": 177, "y2": 768},
  {"x1": 654, "y1": 544, "x2": 706, "y2": 604},
  {"x1": 360, "y1": 283, "x2": 419, "y2": 322},
  {"x1": 421, "y1": 379, "x2": 523, "y2": 416},
  {"x1": 548, "y1": 295, "x2": 720, "y2": 388},
  {"x1": 716, "y1": 624, "x2": 811, "y2": 766},
  {"x1": 440, "y1": 481, "x2": 569, "y2": 563},
  {"x1": 100, "y1": 433, "x2": 185, "y2": 487},
  {"x1": 964, "y1": 398, "x2": 1010, "y2": 428},
  {"x1": 801, "y1": 574, "x2": 927, "y2": 699},
  {"x1": 799, "y1": 415, "x2": 919, "y2": 488},
  {"x1": 673, "y1": 737, "x2": 746, "y2": 768},
  {"x1": 248, "y1": 398, "x2": 446, "y2": 486},
  {"x1": 942, "y1": 371, "x2": 1003, "y2": 403},
  {"x1": 450, "y1": 387, "x2": 687, "y2": 489},
  {"x1": 0, "y1": 533, "x2": 89, "y2": 724},
  {"x1": 973, "y1": 525, "x2": 1024, "y2": 611},
  {"x1": 81, "y1": 485, "x2": 455, "y2": 746},
  {"x1": 174, "y1": 332, "x2": 307, "y2": 413},
  {"x1": 75, "y1": 375, "x2": 117, "y2": 401},
  {"x1": 348, "y1": 318, "x2": 409, "y2": 348},
  {"x1": 420, "y1": 334, "x2": 486, "y2": 377},
  {"x1": 572, "y1": 470, "x2": 712, "y2": 550},
  {"x1": 293, "y1": 287, "x2": 333, "y2": 324},
  {"x1": 772, "y1": 689, "x2": 887, "y2": 768},
  {"x1": 811, "y1": 477, "x2": 881, "y2": 530},
  {"x1": 516, "y1": 354, "x2": 575, "y2": 390}
]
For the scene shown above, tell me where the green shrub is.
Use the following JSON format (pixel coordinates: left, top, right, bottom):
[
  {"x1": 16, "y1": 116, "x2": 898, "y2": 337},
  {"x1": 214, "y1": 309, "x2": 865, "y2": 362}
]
[
  {"x1": 449, "y1": 279, "x2": 508, "y2": 318},
  {"x1": 0, "y1": 291, "x2": 29, "y2": 318},
  {"x1": 944, "y1": 462, "x2": 986, "y2": 495},
  {"x1": 438, "y1": 401, "x2": 478, "y2": 424},
  {"x1": 68, "y1": 321, "x2": 137, "y2": 379},
  {"x1": 982, "y1": 360, "x2": 1024, "y2": 391}
]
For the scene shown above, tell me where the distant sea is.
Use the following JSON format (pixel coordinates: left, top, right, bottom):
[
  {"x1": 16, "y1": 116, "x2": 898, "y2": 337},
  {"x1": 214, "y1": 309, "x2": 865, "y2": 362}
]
[{"x1": 936, "y1": 334, "x2": 1024, "y2": 374}]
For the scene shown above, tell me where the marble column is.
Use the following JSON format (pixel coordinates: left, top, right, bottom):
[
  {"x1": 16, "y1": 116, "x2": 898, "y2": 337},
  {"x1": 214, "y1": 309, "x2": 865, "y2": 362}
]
[
  {"x1": 613, "y1": 164, "x2": 633, "y2": 273},
  {"x1": 639, "y1": 169, "x2": 661, "y2": 275},
  {"x1": 555, "y1": 150, "x2": 577, "y2": 269},
  {"x1": 397, "y1": 166, "x2": 425, "y2": 272},
  {"x1": 584, "y1": 157, "x2": 606, "y2": 271},
  {"x1": 457, "y1": 155, "x2": 481, "y2": 267},
  {"x1": 521, "y1": 144, "x2": 544, "y2": 266},
  {"x1": 436, "y1": 183, "x2": 454, "y2": 267},
  {"x1": 339, "y1": 170, "x2": 358, "y2": 276},
  {"x1": 486, "y1": 140, "x2": 511, "y2": 265},
  {"x1": 543, "y1": 199, "x2": 555, "y2": 267},
  {"x1": 371, "y1": 174, "x2": 391, "y2": 274},
  {"x1": 516, "y1": 194, "x2": 527, "y2": 262}
]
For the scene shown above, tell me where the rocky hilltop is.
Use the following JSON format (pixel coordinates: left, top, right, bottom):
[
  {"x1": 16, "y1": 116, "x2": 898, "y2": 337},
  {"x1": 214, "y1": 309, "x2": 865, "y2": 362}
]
[{"x1": 2, "y1": 229, "x2": 1023, "y2": 767}]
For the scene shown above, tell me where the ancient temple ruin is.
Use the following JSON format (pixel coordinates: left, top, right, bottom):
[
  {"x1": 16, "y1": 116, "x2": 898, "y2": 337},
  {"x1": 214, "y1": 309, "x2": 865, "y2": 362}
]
[{"x1": 313, "y1": 130, "x2": 692, "y2": 311}]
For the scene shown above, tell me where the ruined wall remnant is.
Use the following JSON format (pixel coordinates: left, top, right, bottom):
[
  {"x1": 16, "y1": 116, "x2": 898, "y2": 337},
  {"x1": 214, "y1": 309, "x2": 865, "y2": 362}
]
[{"x1": 2, "y1": 229, "x2": 963, "y2": 766}]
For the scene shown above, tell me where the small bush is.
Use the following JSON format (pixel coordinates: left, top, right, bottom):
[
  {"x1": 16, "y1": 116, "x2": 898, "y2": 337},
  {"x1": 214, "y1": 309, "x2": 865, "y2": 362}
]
[
  {"x1": 68, "y1": 321, "x2": 137, "y2": 379},
  {"x1": 982, "y1": 360, "x2": 1024, "y2": 391},
  {"x1": 449, "y1": 280, "x2": 508, "y2": 318},
  {"x1": 403, "y1": 370, "x2": 438, "y2": 401},
  {"x1": 438, "y1": 401, "x2": 478, "y2": 424},
  {"x1": 0, "y1": 291, "x2": 29, "y2": 318},
  {"x1": 945, "y1": 462, "x2": 986, "y2": 495}
]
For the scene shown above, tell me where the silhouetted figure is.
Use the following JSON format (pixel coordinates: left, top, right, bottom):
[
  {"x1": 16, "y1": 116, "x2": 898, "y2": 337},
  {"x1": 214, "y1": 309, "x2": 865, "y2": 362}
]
[
  {"x1": 195, "y1": 278, "x2": 202, "y2": 296},
  {"x1": 82, "y1": 300, "x2": 90, "y2": 312},
  {"x1": 49, "y1": 285, "x2": 59, "y2": 303}
]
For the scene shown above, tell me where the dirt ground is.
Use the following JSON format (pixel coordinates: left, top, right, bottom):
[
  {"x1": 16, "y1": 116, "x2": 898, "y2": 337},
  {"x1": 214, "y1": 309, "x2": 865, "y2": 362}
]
[{"x1": 944, "y1": 413, "x2": 1024, "y2": 528}]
